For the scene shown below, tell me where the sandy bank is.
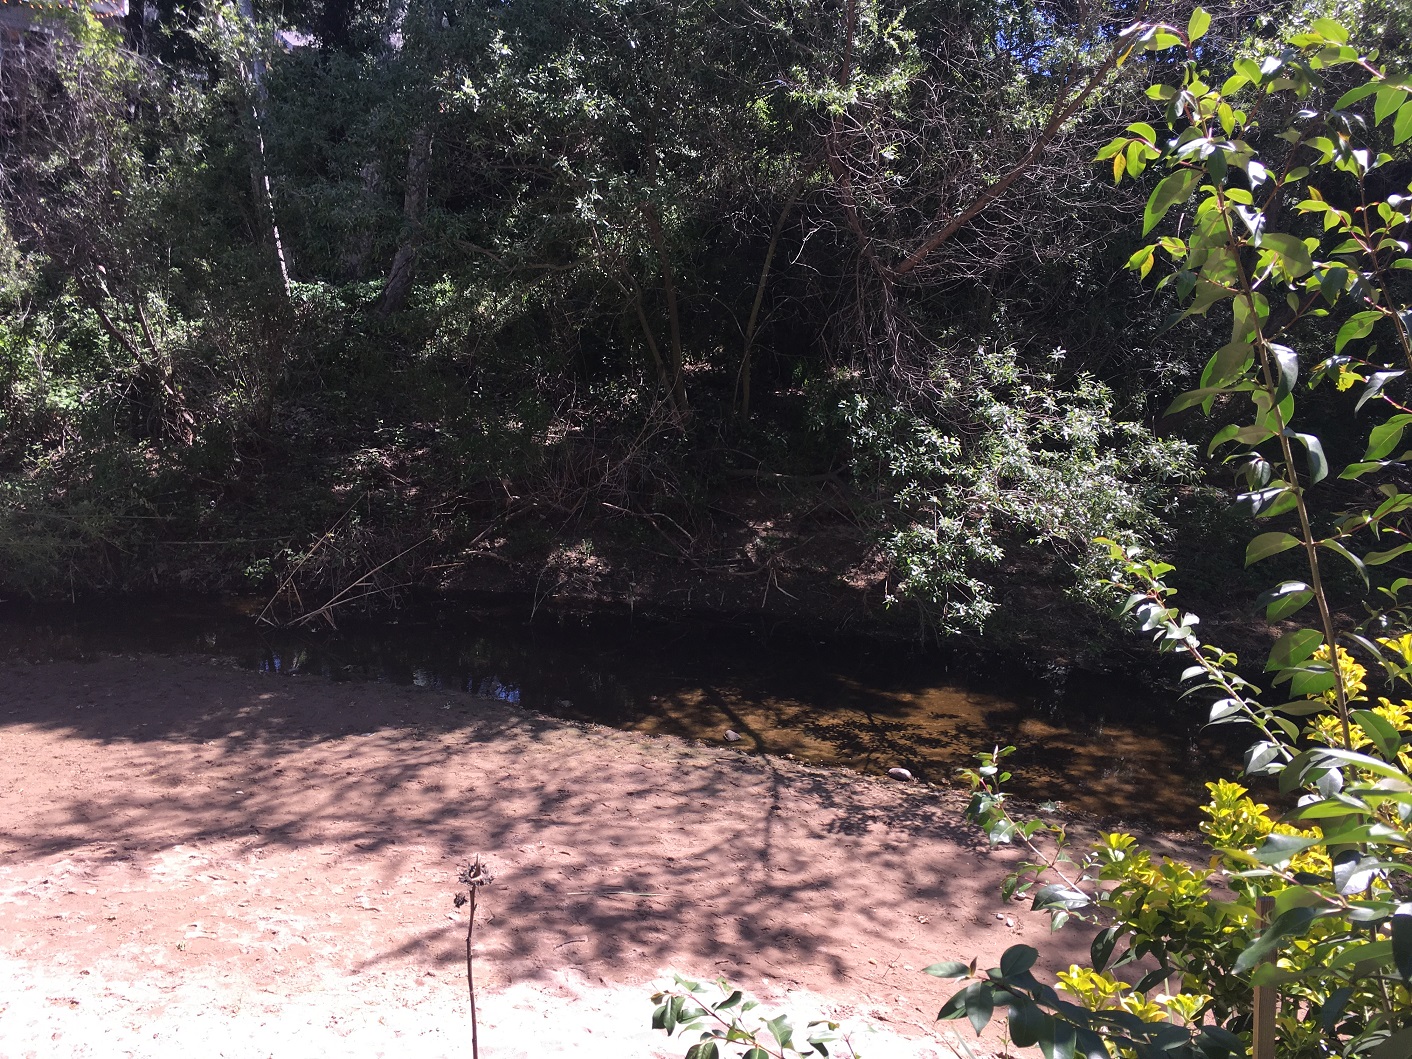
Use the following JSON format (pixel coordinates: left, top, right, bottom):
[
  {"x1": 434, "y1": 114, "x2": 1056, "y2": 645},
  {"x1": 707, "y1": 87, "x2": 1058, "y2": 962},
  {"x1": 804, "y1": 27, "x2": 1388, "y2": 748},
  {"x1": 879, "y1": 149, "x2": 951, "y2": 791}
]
[{"x1": 0, "y1": 655, "x2": 1092, "y2": 1057}]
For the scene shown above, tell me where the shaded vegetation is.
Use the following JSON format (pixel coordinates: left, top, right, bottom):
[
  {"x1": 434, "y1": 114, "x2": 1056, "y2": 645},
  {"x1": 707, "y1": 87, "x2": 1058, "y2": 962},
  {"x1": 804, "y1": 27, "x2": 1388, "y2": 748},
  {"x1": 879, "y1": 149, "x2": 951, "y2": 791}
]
[{"x1": 0, "y1": 0, "x2": 1407, "y2": 655}]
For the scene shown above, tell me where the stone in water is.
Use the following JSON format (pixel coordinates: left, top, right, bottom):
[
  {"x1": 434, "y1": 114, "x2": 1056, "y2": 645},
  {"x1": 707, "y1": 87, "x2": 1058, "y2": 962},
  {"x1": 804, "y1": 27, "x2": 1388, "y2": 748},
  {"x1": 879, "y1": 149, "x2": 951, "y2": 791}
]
[
  {"x1": 724, "y1": 730, "x2": 742, "y2": 742},
  {"x1": 888, "y1": 767, "x2": 913, "y2": 781}
]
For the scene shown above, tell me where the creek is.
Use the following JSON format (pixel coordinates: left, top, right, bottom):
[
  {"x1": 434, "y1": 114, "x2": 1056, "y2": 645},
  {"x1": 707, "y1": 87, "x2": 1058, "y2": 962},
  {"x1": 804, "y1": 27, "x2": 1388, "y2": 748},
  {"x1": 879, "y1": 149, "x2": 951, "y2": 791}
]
[{"x1": 0, "y1": 596, "x2": 1236, "y2": 829}]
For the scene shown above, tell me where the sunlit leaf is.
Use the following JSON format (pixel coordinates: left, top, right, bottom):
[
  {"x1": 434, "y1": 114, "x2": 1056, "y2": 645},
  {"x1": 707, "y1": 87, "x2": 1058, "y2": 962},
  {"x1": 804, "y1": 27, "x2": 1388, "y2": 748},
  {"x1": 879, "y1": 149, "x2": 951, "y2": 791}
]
[
  {"x1": 1267, "y1": 628, "x2": 1323, "y2": 671},
  {"x1": 1143, "y1": 169, "x2": 1203, "y2": 234}
]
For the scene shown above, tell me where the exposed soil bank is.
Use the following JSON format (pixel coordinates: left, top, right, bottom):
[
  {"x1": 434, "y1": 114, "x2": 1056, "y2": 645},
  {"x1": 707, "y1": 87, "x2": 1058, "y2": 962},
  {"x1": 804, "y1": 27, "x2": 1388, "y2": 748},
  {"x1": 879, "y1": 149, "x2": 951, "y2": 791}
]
[{"x1": 0, "y1": 655, "x2": 1104, "y2": 1057}]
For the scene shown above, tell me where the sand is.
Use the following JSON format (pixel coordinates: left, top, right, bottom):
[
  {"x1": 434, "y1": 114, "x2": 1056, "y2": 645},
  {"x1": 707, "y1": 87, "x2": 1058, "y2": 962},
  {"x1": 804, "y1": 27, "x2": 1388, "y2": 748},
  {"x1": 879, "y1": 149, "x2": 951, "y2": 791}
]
[{"x1": 0, "y1": 655, "x2": 1092, "y2": 1057}]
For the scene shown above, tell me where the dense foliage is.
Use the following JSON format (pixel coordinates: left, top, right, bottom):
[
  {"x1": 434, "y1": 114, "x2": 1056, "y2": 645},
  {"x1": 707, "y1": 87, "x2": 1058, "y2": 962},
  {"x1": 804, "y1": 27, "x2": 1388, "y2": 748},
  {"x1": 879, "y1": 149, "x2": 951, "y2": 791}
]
[
  {"x1": 648, "y1": 8, "x2": 1412, "y2": 1059},
  {"x1": 933, "y1": 14, "x2": 1412, "y2": 1059},
  {"x1": 2, "y1": 0, "x2": 1364, "y2": 641}
]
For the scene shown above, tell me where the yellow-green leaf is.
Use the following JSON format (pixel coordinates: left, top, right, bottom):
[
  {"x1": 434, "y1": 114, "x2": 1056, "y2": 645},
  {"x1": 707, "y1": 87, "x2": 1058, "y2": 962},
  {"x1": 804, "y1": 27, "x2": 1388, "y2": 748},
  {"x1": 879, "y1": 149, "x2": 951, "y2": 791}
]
[{"x1": 1188, "y1": 7, "x2": 1211, "y2": 42}]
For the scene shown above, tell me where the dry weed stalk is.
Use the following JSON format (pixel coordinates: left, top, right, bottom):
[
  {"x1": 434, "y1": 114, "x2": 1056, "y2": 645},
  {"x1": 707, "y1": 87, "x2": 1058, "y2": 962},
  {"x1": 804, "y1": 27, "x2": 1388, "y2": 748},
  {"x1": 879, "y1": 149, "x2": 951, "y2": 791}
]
[{"x1": 454, "y1": 855, "x2": 494, "y2": 1059}]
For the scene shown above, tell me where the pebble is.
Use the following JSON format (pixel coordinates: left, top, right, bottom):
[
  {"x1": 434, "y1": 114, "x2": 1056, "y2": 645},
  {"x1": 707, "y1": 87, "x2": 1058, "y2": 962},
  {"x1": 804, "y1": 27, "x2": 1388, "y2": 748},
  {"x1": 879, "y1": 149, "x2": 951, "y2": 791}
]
[
  {"x1": 887, "y1": 767, "x2": 913, "y2": 781},
  {"x1": 724, "y1": 730, "x2": 742, "y2": 742}
]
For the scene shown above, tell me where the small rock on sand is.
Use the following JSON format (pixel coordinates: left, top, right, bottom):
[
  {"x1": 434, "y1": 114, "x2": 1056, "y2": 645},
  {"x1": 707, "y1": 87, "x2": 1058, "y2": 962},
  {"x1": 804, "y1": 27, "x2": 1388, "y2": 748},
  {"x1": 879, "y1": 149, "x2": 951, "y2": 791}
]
[
  {"x1": 887, "y1": 767, "x2": 913, "y2": 781},
  {"x1": 723, "y1": 730, "x2": 742, "y2": 742}
]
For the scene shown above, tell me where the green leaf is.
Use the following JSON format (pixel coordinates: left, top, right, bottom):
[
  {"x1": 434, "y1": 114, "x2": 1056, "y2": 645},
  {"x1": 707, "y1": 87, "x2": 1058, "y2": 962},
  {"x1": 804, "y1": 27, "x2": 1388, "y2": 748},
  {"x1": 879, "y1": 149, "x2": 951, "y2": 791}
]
[
  {"x1": 1320, "y1": 538, "x2": 1369, "y2": 587},
  {"x1": 764, "y1": 1014, "x2": 792, "y2": 1049},
  {"x1": 1313, "y1": 747, "x2": 1412, "y2": 781},
  {"x1": 1394, "y1": 915, "x2": 1412, "y2": 986},
  {"x1": 1090, "y1": 926, "x2": 1120, "y2": 971},
  {"x1": 1291, "y1": 432, "x2": 1328, "y2": 483},
  {"x1": 1074, "y1": 1027, "x2": 1109, "y2": 1059},
  {"x1": 999, "y1": 944, "x2": 1039, "y2": 978},
  {"x1": 1320, "y1": 986, "x2": 1354, "y2": 1033},
  {"x1": 1367, "y1": 542, "x2": 1412, "y2": 565},
  {"x1": 1166, "y1": 385, "x2": 1234, "y2": 416},
  {"x1": 1312, "y1": 17, "x2": 1349, "y2": 42},
  {"x1": 1267, "y1": 628, "x2": 1324, "y2": 671},
  {"x1": 1240, "y1": 485, "x2": 1297, "y2": 519},
  {"x1": 1246, "y1": 531, "x2": 1301, "y2": 565},
  {"x1": 1334, "y1": 82, "x2": 1379, "y2": 109},
  {"x1": 1144, "y1": 169, "x2": 1203, "y2": 235},
  {"x1": 1395, "y1": 102, "x2": 1412, "y2": 146},
  {"x1": 1008, "y1": 1000, "x2": 1048, "y2": 1049},
  {"x1": 1371, "y1": 1027, "x2": 1412, "y2": 1059},
  {"x1": 924, "y1": 962, "x2": 972, "y2": 979},
  {"x1": 1033, "y1": 883, "x2": 1092, "y2": 911},
  {"x1": 1233, "y1": 906, "x2": 1331, "y2": 974},
  {"x1": 1261, "y1": 234, "x2": 1314, "y2": 278},
  {"x1": 1366, "y1": 414, "x2": 1412, "y2": 460},
  {"x1": 1257, "y1": 581, "x2": 1314, "y2": 621},
  {"x1": 1289, "y1": 667, "x2": 1337, "y2": 697},
  {"x1": 1126, "y1": 244, "x2": 1156, "y2": 274},
  {"x1": 1341, "y1": 461, "x2": 1385, "y2": 480},
  {"x1": 965, "y1": 982, "x2": 994, "y2": 1035},
  {"x1": 1374, "y1": 86, "x2": 1406, "y2": 126},
  {"x1": 937, "y1": 987, "x2": 971, "y2": 1022},
  {"x1": 1319, "y1": 265, "x2": 1349, "y2": 305},
  {"x1": 1351, "y1": 709, "x2": 1403, "y2": 760},
  {"x1": 685, "y1": 1043, "x2": 720, "y2": 1059},
  {"x1": 1210, "y1": 697, "x2": 1246, "y2": 722},
  {"x1": 1205, "y1": 340, "x2": 1254, "y2": 388},
  {"x1": 1188, "y1": 7, "x2": 1211, "y2": 42},
  {"x1": 1142, "y1": 29, "x2": 1184, "y2": 52},
  {"x1": 1356, "y1": 370, "x2": 1404, "y2": 414},
  {"x1": 1336, "y1": 310, "x2": 1381, "y2": 354},
  {"x1": 1274, "y1": 698, "x2": 1333, "y2": 716},
  {"x1": 1272, "y1": 344, "x2": 1299, "y2": 401}
]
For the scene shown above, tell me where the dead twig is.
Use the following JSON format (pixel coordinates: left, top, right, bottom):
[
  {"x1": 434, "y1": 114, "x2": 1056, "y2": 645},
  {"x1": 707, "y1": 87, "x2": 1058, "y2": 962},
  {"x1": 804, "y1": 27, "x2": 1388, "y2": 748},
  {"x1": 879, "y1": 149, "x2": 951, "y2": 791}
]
[{"x1": 255, "y1": 495, "x2": 363, "y2": 626}]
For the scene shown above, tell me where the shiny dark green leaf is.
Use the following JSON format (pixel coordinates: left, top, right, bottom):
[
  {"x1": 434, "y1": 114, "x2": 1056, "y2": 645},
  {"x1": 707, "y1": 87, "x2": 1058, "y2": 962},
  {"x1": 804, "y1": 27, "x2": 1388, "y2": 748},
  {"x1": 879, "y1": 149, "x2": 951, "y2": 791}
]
[
  {"x1": 1257, "y1": 581, "x2": 1314, "y2": 621},
  {"x1": 999, "y1": 945, "x2": 1039, "y2": 978},
  {"x1": 1008, "y1": 1000, "x2": 1047, "y2": 1048},
  {"x1": 1394, "y1": 915, "x2": 1412, "y2": 986},
  {"x1": 965, "y1": 982, "x2": 994, "y2": 1035},
  {"x1": 1233, "y1": 906, "x2": 1331, "y2": 973}
]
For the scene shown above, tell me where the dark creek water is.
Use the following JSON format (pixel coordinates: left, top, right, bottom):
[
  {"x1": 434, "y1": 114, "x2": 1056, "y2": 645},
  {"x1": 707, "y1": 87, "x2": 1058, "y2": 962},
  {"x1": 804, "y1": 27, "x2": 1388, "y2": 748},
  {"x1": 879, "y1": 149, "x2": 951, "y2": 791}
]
[{"x1": 0, "y1": 597, "x2": 1239, "y2": 830}]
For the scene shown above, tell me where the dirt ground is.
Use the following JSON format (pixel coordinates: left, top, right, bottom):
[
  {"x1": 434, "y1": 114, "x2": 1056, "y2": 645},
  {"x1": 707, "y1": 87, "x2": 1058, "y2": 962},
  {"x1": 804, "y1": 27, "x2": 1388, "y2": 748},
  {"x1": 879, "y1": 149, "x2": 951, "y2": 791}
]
[{"x1": 0, "y1": 655, "x2": 1096, "y2": 1058}]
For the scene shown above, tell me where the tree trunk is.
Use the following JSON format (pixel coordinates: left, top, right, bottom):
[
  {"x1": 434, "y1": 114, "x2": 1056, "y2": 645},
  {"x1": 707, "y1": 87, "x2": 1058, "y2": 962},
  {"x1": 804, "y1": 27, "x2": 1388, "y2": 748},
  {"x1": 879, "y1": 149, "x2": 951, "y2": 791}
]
[
  {"x1": 736, "y1": 176, "x2": 804, "y2": 418},
  {"x1": 375, "y1": 124, "x2": 431, "y2": 316},
  {"x1": 236, "y1": 0, "x2": 292, "y2": 298},
  {"x1": 640, "y1": 203, "x2": 687, "y2": 415}
]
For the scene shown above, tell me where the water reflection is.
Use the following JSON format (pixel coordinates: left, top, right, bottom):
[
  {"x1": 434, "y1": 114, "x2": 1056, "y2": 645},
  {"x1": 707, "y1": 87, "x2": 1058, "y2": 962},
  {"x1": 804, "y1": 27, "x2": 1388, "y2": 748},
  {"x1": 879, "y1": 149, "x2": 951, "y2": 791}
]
[{"x1": 0, "y1": 597, "x2": 1237, "y2": 829}]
